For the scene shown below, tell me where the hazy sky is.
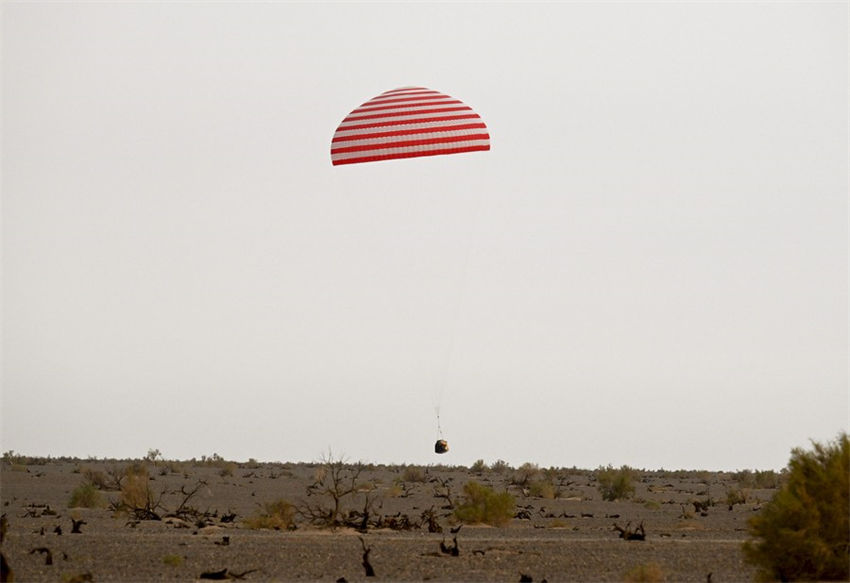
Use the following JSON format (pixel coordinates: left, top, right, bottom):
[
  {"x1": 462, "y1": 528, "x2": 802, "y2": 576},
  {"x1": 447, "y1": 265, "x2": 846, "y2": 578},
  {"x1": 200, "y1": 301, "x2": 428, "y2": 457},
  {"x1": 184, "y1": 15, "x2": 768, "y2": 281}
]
[{"x1": 2, "y1": 2, "x2": 847, "y2": 471}]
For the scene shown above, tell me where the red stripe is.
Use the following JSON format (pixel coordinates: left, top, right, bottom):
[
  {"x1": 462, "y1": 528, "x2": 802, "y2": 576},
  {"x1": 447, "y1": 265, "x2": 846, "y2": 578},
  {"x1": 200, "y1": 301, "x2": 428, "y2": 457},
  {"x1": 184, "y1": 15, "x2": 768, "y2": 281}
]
[
  {"x1": 362, "y1": 93, "x2": 443, "y2": 107},
  {"x1": 332, "y1": 123, "x2": 488, "y2": 143},
  {"x1": 333, "y1": 144, "x2": 490, "y2": 165},
  {"x1": 331, "y1": 133, "x2": 490, "y2": 155},
  {"x1": 343, "y1": 106, "x2": 472, "y2": 122},
  {"x1": 336, "y1": 114, "x2": 482, "y2": 133},
  {"x1": 353, "y1": 100, "x2": 460, "y2": 114}
]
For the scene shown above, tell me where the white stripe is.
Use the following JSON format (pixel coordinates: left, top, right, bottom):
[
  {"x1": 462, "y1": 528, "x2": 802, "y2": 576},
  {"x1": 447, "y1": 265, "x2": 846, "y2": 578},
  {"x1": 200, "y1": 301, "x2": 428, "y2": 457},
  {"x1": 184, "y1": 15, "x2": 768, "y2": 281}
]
[
  {"x1": 338, "y1": 107, "x2": 474, "y2": 128},
  {"x1": 367, "y1": 90, "x2": 442, "y2": 104},
  {"x1": 379, "y1": 87, "x2": 430, "y2": 96},
  {"x1": 333, "y1": 117, "x2": 483, "y2": 139},
  {"x1": 345, "y1": 101, "x2": 464, "y2": 120},
  {"x1": 331, "y1": 138, "x2": 490, "y2": 162},
  {"x1": 333, "y1": 127, "x2": 489, "y2": 150},
  {"x1": 354, "y1": 96, "x2": 455, "y2": 113}
]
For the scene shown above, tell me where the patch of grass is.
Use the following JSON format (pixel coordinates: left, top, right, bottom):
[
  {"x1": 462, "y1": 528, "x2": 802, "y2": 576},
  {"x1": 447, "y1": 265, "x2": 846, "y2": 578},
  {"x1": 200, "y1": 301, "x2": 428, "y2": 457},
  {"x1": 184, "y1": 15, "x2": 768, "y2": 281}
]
[
  {"x1": 743, "y1": 433, "x2": 849, "y2": 582},
  {"x1": 68, "y1": 483, "x2": 104, "y2": 508},
  {"x1": 162, "y1": 554, "x2": 183, "y2": 567},
  {"x1": 244, "y1": 499, "x2": 296, "y2": 530},
  {"x1": 624, "y1": 562, "x2": 665, "y2": 582},
  {"x1": 597, "y1": 465, "x2": 636, "y2": 501},
  {"x1": 454, "y1": 481, "x2": 515, "y2": 527}
]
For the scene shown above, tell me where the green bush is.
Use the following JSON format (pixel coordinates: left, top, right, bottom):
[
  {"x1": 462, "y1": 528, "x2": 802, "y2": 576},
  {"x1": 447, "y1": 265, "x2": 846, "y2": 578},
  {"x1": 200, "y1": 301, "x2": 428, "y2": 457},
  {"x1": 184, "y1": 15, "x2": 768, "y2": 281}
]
[
  {"x1": 528, "y1": 479, "x2": 557, "y2": 499},
  {"x1": 68, "y1": 483, "x2": 104, "y2": 508},
  {"x1": 454, "y1": 481, "x2": 515, "y2": 527},
  {"x1": 596, "y1": 465, "x2": 636, "y2": 501},
  {"x1": 244, "y1": 499, "x2": 296, "y2": 530},
  {"x1": 743, "y1": 433, "x2": 849, "y2": 581}
]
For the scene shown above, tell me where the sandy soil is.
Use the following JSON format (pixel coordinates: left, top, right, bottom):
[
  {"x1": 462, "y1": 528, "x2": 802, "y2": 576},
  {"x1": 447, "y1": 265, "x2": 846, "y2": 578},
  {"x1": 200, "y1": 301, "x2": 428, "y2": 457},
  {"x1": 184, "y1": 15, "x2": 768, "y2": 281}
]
[{"x1": 1, "y1": 459, "x2": 774, "y2": 581}]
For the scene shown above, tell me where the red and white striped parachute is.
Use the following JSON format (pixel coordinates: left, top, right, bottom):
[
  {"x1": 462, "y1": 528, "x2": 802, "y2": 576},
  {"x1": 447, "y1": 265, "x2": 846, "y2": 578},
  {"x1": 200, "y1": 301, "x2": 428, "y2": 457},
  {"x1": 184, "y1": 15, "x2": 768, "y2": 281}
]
[{"x1": 331, "y1": 87, "x2": 490, "y2": 166}]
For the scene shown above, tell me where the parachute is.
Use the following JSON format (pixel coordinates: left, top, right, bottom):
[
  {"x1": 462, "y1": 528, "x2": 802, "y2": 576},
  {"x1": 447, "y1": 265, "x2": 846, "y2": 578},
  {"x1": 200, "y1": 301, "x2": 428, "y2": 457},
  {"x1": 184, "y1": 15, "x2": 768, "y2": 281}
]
[
  {"x1": 331, "y1": 87, "x2": 490, "y2": 455},
  {"x1": 330, "y1": 87, "x2": 490, "y2": 166}
]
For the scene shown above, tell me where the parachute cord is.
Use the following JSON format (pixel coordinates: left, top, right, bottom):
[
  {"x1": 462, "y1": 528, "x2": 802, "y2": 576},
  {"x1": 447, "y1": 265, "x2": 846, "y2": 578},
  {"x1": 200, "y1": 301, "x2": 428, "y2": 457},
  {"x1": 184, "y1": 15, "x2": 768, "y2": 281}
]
[{"x1": 433, "y1": 187, "x2": 486, "y2": 430}]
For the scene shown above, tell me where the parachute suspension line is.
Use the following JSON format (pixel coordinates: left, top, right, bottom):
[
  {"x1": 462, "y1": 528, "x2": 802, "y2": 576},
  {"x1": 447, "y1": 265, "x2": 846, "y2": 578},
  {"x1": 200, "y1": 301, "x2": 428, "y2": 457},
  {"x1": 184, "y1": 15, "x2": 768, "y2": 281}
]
[
  {"x1": 433, "y1": 186, "x2": 487, "y2": 417},
  {"x1": 435, "y1": 407, "x2": 443, "y2": 439}
]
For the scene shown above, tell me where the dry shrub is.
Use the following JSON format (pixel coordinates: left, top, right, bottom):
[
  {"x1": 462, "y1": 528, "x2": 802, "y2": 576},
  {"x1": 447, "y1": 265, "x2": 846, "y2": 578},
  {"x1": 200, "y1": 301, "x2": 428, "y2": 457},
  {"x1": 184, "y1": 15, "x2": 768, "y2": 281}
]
[
  {"x1": 454, "y1": 481, "x2": 515, "y2": 527},
  {"x1": 528, "y1": 479, "x2": 557, "y2": 499},
  {"x1": 401, "y1": 466, "x2": 426, "y2": 483},
  {"x1": 743, "y1": 433, "x2": 849, "y2": 582},
  {"x1": 119, "y1": 464, "x2": 159, "y2": 515},
  {"x1": 244, "y1": 499, "x2": 296, "y2": 530},
  {"x1": 81, "y1": 467, "x2": 109, "y2": 490},
  {"x1": 490, "y1": 459, "x2": 511, "y2": 473},
  {"x1": 624, "y1": 562, "x2": 665, "y2": 582},
  {"x1": 68, "y1": 483, "x2": 104, "y2": 508},
  {"x1": 597, "y1": 465, "x2": 636, "y2": 501},
  {"x1": 511, "y1": 462, "x2": 540, "y2": 486},
  {"x1": 470, "y1": 459, "x2": 487, "y2": 474}
]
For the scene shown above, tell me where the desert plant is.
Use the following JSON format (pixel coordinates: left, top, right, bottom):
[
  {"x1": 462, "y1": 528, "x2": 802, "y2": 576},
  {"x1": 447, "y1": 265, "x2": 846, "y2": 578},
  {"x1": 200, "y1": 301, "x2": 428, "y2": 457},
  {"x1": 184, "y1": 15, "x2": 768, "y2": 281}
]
[
  {"x1": 145, "y1": 449, "x2": 162, "y2": 465},
  {"x1": 302, "y1": 451, "x2": 367, "y2": 527},
  {"x1": 244, "y1": 499, "x2": 296, "y2": 530},
  {"x1": 218, "y1": 463, "x2": 237, "y2": 477},
  {"x1": 401, "y1": 465, "x2": 426, "y2": 483},
  {"x1": 528, "y1": 479, "x2": 557, "y2": 499},
  {"x1": 725, "y1": 488, "x2": 747, "y2": 508},
  {"x1": 81, "y1": 467, "x2": 109, "y2": 490},
  {"x1": 597, "y1": 465, "x2": 636, "y2": 501},
  {"x1": 68, "y1": 484, "x2": 104, "y2": 508},
  {"x1": 735, "y1": 469, "x2": 783, "y2": 490},
  {"x1": 743, "y1": 432, "x2": 849, "y2": 582},
  {"x1": 490, "y1": 459, "x2": 512, "y2": 473},
  {"x1": 454, "y1": 481, "x2": 515, "y2": 527},
  {"x1": 511, "y1": 462, "x2": 541, "y2": 486},
  {"x1": 162, "y1": 554, "x2": 183, "y2": 567},
  {"x1": 470, "y1": 459, "x2": 487, "y2": 474},
  {"x1": 115, "y1": 464, "x2": 164, "y2": 520},
  {"x1": 624, "y1": 562, "x2": 665, "y2": 582}
]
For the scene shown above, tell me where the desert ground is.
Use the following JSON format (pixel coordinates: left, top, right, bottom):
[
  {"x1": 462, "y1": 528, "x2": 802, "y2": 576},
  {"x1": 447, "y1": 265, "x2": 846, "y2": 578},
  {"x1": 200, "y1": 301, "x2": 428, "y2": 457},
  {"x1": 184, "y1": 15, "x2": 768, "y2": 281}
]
[{"x1": 0, "y1": 456, "x2": 780, "y2": 582}]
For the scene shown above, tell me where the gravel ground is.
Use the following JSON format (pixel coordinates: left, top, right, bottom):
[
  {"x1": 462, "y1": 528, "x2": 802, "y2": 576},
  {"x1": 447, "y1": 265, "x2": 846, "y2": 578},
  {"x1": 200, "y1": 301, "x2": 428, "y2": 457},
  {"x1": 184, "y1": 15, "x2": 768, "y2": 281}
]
[{"x1": 1, "y1": 460, "x2": 767, "y2": 581}]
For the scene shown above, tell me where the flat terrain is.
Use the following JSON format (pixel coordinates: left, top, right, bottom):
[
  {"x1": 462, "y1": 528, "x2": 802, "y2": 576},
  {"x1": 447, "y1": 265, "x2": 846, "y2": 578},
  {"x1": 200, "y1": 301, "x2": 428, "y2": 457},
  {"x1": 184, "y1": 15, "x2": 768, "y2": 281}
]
[{"x1": 1, "y1": 458, "x2": 776, "y2": 581}]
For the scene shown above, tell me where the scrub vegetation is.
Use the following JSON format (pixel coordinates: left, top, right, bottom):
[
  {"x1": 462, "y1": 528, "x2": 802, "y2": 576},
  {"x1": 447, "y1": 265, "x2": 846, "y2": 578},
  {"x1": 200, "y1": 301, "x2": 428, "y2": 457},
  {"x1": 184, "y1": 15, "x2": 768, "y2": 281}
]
[
  {"x1": 68, "y1": 483, "x2": 104, "y2": 509},
  {"x1": 743, "y1": 432, "x2": 849, "y2": 582},
  {"x1": 596, "y1": 465, "x2": 636, "y2": 501},
  {"x1": 453, "y1": 481, "x2": 515, "y2": 527},
  {"x1": 244, "y1": 499, "x2": 296, "y2": 530}
]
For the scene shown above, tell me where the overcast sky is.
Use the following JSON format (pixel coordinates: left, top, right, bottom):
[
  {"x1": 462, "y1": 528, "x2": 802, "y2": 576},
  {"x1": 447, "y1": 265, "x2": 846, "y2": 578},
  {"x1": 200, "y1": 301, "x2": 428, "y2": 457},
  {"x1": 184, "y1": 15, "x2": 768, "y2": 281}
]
[{"x1": 2, "y1": 2, "x2": 847, "y2": 471}]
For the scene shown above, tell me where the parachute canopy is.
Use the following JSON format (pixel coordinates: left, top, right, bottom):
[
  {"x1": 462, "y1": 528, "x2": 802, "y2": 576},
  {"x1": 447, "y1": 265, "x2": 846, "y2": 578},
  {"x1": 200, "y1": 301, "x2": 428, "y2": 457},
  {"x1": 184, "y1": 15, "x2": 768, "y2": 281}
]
[{"x1": 331, "y1": 87, "x2": 490, "y2": 165}]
